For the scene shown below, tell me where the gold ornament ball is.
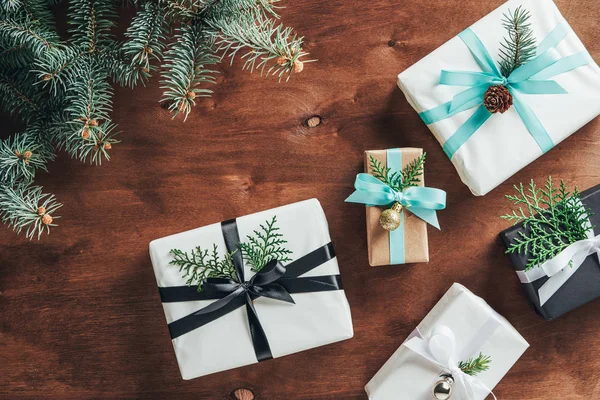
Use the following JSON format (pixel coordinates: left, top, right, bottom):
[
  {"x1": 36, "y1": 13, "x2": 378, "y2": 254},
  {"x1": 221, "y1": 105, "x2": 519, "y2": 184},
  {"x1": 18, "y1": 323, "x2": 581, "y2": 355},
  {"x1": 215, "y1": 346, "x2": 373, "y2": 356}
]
[{"x1": 379, "y1": 208, "x2": 401, "y2": 231}]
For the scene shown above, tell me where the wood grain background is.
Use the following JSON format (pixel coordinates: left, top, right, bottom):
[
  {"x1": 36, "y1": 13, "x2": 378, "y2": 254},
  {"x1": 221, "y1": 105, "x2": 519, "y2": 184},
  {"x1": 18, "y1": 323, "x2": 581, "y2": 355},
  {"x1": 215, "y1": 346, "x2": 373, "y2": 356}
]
[{"x1": 2, "y1": 0, "x2": 600, "y2": 398}]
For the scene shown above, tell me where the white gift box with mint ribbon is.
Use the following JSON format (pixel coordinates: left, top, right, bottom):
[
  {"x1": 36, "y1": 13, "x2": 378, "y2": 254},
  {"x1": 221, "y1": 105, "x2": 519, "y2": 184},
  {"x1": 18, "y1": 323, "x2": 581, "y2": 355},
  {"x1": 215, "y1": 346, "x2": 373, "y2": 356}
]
[
  {"x1": 365, "y1": 283, "x2": 529, "y2": 400},
  {"x1": 397, "y1": 0, "x2": 600, "y2": 196}
]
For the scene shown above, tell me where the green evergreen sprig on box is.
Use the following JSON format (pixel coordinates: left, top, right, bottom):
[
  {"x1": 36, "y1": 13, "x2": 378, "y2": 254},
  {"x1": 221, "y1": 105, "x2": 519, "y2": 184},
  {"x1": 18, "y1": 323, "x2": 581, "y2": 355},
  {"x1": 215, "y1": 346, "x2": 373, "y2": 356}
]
[
  {"x1": 501, "y1": 177, "x2": 593, "y2": 271},
  {"x1": 459, "y1": 352, "x2": 491, "y2": 376},
  {"x1": 0, "y1": 0, "x2": 310, "y2": 239},
  {"x1": 169, "y1": 216, "x2": 292, "y2": 291},
  {"x1": 368, "y1": 152, "x2": 426, "y2": 193},
  {"x1": 498, "y1": 5, "x2": 537, "y2": 78}
]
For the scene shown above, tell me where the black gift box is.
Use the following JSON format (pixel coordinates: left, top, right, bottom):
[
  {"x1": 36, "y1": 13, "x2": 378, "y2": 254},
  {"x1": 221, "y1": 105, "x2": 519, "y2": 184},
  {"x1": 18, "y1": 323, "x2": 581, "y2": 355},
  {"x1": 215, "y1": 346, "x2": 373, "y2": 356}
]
[{"x1": 499, "y1": 184, "x2": 600, "y2": 320}]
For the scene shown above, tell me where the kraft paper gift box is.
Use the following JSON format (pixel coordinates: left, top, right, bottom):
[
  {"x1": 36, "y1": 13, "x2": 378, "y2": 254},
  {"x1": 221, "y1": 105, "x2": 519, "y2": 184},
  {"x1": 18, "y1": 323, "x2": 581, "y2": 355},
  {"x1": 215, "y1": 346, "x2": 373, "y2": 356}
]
[
  {"x1": 397, "y1": 0, "x2": 600, "y2": 196},
  {"x1": 499, "y1": 184, "x2": 600, "y2": 321},
  {"x1": 346, "y1": 148, "x2": 446, "y2": 266},
  {"x1": 365, "y1": 283, "x2": 529, "y2": 400},
  {"x1": 149, "y1": 199, "x2": 354, "y2": 379}
]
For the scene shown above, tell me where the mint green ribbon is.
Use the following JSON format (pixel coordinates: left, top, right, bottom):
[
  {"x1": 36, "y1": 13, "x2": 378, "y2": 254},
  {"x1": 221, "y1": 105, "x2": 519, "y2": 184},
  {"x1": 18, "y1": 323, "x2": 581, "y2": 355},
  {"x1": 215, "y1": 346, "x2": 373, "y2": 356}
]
[
  {"x1": 345, "y1": 173, "x2": 447, "y2": 229},
  {"x1": 419, "y1": 23, "x2": 590, "y2": 159}
]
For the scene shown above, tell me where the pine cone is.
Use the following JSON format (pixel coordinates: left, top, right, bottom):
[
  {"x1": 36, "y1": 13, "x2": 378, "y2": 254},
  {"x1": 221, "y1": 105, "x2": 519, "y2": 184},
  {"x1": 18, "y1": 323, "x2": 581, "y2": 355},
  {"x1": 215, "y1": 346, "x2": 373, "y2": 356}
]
[
  {"x1": 37, "y1": 206, "x2": 46, "y2": 215},
  {"x1": 484, "y1": 85, "x2": 512, "y2": 114},
  {"x1": 276, "y1": 55, "x2": 288, "y2": 66}
]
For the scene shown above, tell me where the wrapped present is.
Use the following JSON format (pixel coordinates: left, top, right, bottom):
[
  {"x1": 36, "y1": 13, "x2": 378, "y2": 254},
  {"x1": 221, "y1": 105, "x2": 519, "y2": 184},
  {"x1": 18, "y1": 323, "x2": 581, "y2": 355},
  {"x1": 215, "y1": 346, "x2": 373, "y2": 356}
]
[
  {"x1": 365, "y1": 283, "x2": 529, "y2": 400},
  {"x1": 397, "y1": 0, "x2": 600, "y2": 196},
  {"x1": 499, "y1": 180, "x2": 600, "y2": 320},
  {"x1": 149, "y1": 199, "x2": 354, "y2": 379},
  {"x1": 345, "y1": 148, "x2": 446, "y2": 266}
]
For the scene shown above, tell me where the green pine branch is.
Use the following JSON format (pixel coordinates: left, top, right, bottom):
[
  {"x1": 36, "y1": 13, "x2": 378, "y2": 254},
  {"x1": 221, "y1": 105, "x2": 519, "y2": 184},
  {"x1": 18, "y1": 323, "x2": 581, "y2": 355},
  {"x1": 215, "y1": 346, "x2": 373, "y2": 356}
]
[
  {"x1": 0, "y1": 182, "x2": 62, "y2": 240},
  {"x1": 501, "y1": 177, "x2": 592, "y2": 270},
  {"x1": 369, "y1": 152, "x2": 426, "y2": 193},
  {"x1": 159, "y1": 22, "x2": 218, "y2": 120},
  {"x1": 1, "y1": 0, "x2": 311, "y2": 239},
  {"x1": 459, "y1": 353, "x2": 491, "y2": 376},
  {"x1": 498, "y1": 6, "x2": 537, "y2": 78}
]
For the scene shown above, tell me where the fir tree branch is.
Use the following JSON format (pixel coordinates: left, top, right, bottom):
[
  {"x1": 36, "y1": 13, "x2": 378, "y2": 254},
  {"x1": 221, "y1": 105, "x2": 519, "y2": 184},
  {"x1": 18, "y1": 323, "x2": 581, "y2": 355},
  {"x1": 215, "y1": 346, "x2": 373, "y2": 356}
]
[
  {"x1": 458, "y1": 353, "x2": 491, "y2": 376},
  {"x1": 0, "y1": 127, "x2": 54, "y2": 184},
  {"x1": 122, "y1": 0, "x2": 167, "y2": 74},
  {"x1": 68, "y1": 0, "x2": 117, "y2": 53},
  {"x1": 0, "y1": 181, "x2": 62, "y2": 240},
  {"x1": 159, "y1": 22, "x2": 218, "y2": 120},
  {"x1": 0, "y1": 17, "x2": 58, "y2": 56},
  {"x1": 498, "y1": 6, "x2": 536, "y2": 77}
]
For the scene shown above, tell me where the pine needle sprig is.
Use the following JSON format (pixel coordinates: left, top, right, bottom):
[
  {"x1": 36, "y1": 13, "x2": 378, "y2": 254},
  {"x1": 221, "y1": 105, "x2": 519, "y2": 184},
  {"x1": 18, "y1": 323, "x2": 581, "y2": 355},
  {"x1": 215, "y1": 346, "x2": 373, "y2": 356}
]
[
  {"x1": 368, "y1": 153, "x2": 426, "y2": 193},
  {"x1": 498, "y1": 6, "x2": 537, "y2": 77},
  {"x1": 458, "y1": 353, "x2": 491, "y2": 376},
  {"x1": 239, "y1": 215, "x2": 293, "y2": 272},
  {"x1": 169, "y1": 244, "x2": 237, "y2": 291},
  {"x1": 0, "y1": 182, "x2": 62, "y2": 240},
  {"x1": 501, "y1": 177, "x2": 592, "y2": 270}
]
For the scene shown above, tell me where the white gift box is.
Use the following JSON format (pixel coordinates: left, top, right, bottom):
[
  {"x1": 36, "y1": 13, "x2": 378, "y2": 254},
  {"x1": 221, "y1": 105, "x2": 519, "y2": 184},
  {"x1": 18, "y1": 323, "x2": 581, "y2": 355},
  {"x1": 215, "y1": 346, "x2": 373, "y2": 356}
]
[
  {"x1": 397, "y1": 0, "x2": 600, "y2": 196},
  {"x1": 149, "y1": 199, "x2": 354, "y2": 379},
  {"x1": 365, "y1": 283, "x2": 529, "y2": 400}
]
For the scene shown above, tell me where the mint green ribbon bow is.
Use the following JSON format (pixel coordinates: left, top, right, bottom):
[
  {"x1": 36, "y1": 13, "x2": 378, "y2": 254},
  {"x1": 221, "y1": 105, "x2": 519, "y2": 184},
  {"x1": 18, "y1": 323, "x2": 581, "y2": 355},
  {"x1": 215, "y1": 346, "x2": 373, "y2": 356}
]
[
  {"x1": 419, "y1": 23, "x2": 590, "y2": 159},
  {"x1": 345, "y1": 173, "x2": 447, "y2": 229}
]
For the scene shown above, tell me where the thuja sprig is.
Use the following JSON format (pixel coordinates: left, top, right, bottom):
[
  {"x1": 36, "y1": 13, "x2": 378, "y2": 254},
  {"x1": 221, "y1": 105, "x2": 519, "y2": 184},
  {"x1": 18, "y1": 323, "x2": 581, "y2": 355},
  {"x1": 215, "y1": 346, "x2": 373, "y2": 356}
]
[
  {"x1": 170, "y1": 216, "x2": 292, "y2": 290},
  {"x1": 459, "y1": 353, "x2": 491, "y2": 376},
  {"x1": 501, "y1": 177, "x2": 593, "y2": 271},
  {"x1": 239, "y1": 215, "x2": 292, "y2": 272},
  {"x1": 498, "y1": 6, "x2": 537, "y2": 77},
  {"x1": 369, "y1": 153, "x2": 426, "y2": 192},
  {"x1": 169, "y1": 244, "x2": 237, "y2": 291}
]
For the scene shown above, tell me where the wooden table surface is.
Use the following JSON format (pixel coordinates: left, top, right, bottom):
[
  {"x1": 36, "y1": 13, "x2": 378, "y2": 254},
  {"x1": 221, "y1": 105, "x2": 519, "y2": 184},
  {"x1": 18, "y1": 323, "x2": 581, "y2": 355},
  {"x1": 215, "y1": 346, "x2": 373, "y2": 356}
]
[{"x1": 2, "y1": 0, "x2": 600, "y2": 398}]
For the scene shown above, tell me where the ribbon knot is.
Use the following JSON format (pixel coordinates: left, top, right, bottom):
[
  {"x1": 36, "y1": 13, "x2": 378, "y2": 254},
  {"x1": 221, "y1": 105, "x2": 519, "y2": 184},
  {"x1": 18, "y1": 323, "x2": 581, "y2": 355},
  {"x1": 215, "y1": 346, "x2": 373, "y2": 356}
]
[
  {"x1": 517, "y1": 222, "x2": 600, "y2": 306},
  {"x1": 419, "y1": 23, "x2": 590, "y2": 160},
  {"x1": 345, "y1": 173, "x2": 446, "y2": 229},
  {"x1": 393, "y1": 190, "x2": 404, "y2": 203}
]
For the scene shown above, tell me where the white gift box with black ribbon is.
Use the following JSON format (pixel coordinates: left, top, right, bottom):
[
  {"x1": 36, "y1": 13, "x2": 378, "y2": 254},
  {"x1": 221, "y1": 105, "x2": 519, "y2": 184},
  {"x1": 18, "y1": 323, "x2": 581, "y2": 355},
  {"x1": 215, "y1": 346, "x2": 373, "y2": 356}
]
[
  {"x1": 149, "y1": 199, "x2": 354, "y2": 379},
  {"x1": 365, "y1": 283, "x2": 529, "y2": 400},
  {"x1": 397, "y1": 0, "x2": 600, "y2": 196}
]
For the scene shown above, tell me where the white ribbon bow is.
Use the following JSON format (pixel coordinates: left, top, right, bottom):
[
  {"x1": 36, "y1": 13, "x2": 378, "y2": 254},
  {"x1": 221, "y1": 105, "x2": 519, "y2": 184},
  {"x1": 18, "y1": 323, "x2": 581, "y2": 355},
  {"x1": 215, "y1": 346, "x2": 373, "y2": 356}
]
[
  {"x1": 403, "y1": 325, "x2": 496, "y2": 400},
  {"x1": 516, "y1": 229, "x2": 600, "y2": 306}
]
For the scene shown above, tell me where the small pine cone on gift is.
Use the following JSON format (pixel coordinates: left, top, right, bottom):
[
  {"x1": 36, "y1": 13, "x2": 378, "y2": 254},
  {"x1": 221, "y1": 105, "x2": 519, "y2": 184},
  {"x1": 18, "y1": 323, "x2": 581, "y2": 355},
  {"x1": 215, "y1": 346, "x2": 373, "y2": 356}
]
[{"x1": 484, "y1": 85, "x2": 513, "y2": 114}]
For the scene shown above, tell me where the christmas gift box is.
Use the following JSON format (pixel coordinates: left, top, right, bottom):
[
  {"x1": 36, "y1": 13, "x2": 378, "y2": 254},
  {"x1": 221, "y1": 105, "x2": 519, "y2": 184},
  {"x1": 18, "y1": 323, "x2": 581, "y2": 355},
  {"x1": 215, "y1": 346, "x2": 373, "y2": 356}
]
[
  {"x1": 149, "y1": 199, "x2": 354, "y2": 379},
  {"x1": 499, "y1": 179, "x2": 600, "y2": 320},
  {"x1": 345, "y1": 148, "x2": 446, "y2": 266},
  {"x1": 365, "y1": 283, "x2": 529, "y2": 400},
  {"x1": 397, "y1": 0, "x2": 600, "y2": 196}
]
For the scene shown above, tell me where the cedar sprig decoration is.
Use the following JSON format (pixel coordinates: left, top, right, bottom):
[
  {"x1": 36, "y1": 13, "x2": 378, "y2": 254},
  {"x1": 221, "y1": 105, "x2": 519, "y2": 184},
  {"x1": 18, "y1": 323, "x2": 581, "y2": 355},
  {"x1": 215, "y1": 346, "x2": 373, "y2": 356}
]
[
  {"x1": 458, "y1": 353, "x2": 491, "y2": 376},
  {"x1": 239, "y1": 215, "x2": 293, "y2": 272},
  {"x1": 369, "y1": 153, "x2": 426, "y2": 192},
  {"x1": 171, "y1": 216, "x2": 292, "y2": 291},
  {"x1": 498, "y1": 6, "x2": 537, "y2": 78},
  {"x1": 501, "y1": 177, "x2": 593, "y2": 271},
  {"x1": 169, "y1": 244, "x2": 237, "y2": 291}
]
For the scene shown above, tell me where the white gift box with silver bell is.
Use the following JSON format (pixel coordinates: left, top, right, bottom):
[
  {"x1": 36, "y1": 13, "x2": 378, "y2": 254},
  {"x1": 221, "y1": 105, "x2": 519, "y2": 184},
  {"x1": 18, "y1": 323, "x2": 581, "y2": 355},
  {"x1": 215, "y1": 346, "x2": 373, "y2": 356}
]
[{"x1": 365, "y1": 283, "x2": 529, "y2": 400}]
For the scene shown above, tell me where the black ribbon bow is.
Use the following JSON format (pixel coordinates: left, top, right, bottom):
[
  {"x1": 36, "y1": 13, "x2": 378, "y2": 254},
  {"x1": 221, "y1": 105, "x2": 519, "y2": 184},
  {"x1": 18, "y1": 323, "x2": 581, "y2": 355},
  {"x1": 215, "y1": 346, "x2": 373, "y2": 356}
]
[{"x1": 158, "y1": 218, "x2": 343, "y2": 362}]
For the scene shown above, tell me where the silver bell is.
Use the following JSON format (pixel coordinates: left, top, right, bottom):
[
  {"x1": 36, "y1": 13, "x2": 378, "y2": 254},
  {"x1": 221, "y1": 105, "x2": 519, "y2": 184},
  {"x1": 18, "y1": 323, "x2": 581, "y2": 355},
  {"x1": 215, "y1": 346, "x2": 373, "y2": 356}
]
[{"x1": 432, "y1": 374, "x2": 454, "y2": 400}]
